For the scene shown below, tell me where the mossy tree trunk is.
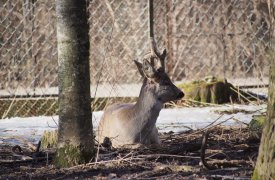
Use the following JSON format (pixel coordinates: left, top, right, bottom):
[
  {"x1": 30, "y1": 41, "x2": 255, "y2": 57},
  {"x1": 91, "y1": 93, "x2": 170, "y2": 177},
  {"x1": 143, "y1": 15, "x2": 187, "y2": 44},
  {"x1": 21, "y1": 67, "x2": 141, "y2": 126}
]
[
  {"x1": 253, "y1": 1, "x2": 275, "y2": 179},
  {"x1": 55, "y1": 0, "x2": 95, "y2": 168}
]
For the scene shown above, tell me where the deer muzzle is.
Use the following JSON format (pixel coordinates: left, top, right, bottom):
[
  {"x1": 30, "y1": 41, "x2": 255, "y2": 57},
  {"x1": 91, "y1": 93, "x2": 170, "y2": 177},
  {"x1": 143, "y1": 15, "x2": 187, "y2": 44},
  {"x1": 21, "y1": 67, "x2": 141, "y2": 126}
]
[{"x1": 177, "y1": 91, "x2": 185, "y2": 99}]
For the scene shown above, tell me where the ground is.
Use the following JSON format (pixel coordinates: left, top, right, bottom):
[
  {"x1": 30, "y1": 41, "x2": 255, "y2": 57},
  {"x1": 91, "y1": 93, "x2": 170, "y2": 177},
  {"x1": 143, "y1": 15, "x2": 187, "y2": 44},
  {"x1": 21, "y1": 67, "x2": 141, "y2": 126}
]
[{"x1": 0, "y1": 125, "x2": 259, "y2": 179}]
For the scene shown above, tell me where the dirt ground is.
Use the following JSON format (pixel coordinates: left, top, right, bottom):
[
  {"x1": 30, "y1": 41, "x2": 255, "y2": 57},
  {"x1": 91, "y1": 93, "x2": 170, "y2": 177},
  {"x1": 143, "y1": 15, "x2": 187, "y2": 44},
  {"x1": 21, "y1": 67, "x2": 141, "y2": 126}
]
[{"x1": 0, "y1": 125, "x2": 260, "y2": 179}]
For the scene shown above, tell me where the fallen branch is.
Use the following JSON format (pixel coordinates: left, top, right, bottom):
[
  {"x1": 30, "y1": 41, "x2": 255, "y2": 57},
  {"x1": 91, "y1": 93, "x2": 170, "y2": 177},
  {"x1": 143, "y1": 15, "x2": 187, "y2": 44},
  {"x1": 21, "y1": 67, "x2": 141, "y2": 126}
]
[
  {"x1": 136, "y1": 154, "x2": 201, "y2": 159},
  {"x1": 0, "y1": 156, "x2": 52, "y2": 164},
  {"x1": 200, "y1": 130, "x2": 215, "y2": 170}
]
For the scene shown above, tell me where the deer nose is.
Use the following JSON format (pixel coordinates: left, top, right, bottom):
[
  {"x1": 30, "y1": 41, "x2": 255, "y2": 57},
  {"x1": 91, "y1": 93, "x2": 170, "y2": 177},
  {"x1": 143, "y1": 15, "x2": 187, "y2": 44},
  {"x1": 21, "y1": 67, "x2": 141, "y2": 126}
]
[{"x1": 177, "y1": 91, "x2": 184, "y2": 99}]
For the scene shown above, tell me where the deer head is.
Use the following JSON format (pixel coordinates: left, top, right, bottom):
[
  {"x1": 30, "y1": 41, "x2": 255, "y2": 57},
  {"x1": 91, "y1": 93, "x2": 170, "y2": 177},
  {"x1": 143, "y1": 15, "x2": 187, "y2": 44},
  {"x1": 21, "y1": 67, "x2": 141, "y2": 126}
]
[{"x1": 134, "y1": 41, "x2": 184, "y2": 103}]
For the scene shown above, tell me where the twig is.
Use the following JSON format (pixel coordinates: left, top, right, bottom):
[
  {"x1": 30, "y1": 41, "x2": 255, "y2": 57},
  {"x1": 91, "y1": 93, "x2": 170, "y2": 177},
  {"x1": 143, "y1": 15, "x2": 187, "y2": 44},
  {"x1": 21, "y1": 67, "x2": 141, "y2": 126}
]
[
  {"x1": 207, "y1": 167, "x2": 249, "y2": 172},
  {"x1": 210, "y1": 175, "x2": 250, "y2": 180},
  {"x1": 248, "y1": 155, "x2": 256, "y2": 168},
  {"x1": 166, "y1": 101, "x2": 185, "y2": 108},
  {"x1": 201, "y1": 115, "x2": 225, "y2": 129},
  {"x1": 207, "y1": 159, "x2": 251, "y2": 167},
  {"x1": 103, "y1": 0, "x2": 133, "y2": 55},
  {"x1": 51, "y1": 116, "x2": 58, "y2": 127},
  {"x1": 232, "y1": 117, "x2": 249, "y2": 126},
  {"x1": 200, "y1": 130, "x2": 215, "y2": 170},
  {"x1": 230, "y1": 87, "x2": 256, "y2": 105},
  {"x1": 47, "y1": 121, "x2": 57, "y2": 128},
  {"x1": 68, "y1": 157, "x2": 137, "y2": 170},
  {"x1": 95, "y1": 141, "x2": 101, "y2": 162},
  {"x1": 184, "y1": 99, "x2": 224, "y2": 107},
  {"x1": 184, "y1": 115, "x2": 234, "y2": 138},
  {"x1": 67, "y1": 150, "x2": 137, "y2": 170},
  {"x1": 206, "y1": 151, "x2": 230, "y2": 160},
  {"x1": 91, "y1": 9, "x2": 115, "y2": 163},
  {"x1": 136, "y1": 154, "x2": 201, "y2": 159},
  {"x1": 2, "y1": 94, "x2": 17, "y2": 119},
  {"x1": 46, "y1": 117, "x2": 58, "y2": 128}
]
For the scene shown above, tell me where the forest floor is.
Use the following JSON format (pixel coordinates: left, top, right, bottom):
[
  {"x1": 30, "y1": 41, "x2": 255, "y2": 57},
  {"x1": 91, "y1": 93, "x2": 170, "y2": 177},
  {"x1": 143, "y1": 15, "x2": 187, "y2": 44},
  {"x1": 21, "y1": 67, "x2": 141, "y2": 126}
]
[{"x1": 0, "y1": 125, "x2": 260, "y2": 179}]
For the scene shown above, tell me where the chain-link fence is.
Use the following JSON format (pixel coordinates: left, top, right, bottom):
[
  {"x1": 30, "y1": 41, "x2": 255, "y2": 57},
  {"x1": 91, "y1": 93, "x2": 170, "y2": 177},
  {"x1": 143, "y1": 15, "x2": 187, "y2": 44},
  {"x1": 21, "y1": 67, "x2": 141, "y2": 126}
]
[{"x1": 0, "y1": 0, "x2": 270, "y2": 118}]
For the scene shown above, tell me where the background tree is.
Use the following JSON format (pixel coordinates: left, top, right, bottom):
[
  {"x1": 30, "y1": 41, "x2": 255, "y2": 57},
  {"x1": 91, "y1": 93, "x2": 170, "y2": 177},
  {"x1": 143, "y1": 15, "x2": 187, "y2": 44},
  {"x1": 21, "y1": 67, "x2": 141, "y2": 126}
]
[
  {"x1": 55, "y1": 0, "x2": 95, "y2": 167},
  {"x1": 253, "y1": 1, "x2": 275, "y2": 179}
]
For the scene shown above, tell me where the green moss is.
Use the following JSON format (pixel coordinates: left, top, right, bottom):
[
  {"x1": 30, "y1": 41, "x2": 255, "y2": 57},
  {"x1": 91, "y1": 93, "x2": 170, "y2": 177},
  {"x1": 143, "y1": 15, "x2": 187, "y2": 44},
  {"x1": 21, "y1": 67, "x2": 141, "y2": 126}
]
[
  {"x1": 55, "y1": 143, "x2": 95, "y2": 168},
  {"x1": 177, "y1": 75, "x2": 261, "y2": 104},
  {"x1": 177, "y1": 76, "x2": 233, "y2": 104},
  {"x1": 252, "y1": 168, "x2": 260, "y2": 180},
  {"x1": 249, "y1": 115, "x2": 266, "y2": 140},
  {"x1": 249, "y1": 115, "x2": 266, "y2": 131}
]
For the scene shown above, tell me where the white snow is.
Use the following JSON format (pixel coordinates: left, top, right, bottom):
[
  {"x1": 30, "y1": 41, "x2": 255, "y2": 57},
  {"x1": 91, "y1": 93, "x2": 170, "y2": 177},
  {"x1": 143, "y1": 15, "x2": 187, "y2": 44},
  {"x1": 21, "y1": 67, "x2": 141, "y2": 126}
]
[
  {"x1": 157, "y1": 104, "x2": 265, "y2": 133},
  {"x1": 0, "y1": 104, "x2": 266, "y2": 144}
]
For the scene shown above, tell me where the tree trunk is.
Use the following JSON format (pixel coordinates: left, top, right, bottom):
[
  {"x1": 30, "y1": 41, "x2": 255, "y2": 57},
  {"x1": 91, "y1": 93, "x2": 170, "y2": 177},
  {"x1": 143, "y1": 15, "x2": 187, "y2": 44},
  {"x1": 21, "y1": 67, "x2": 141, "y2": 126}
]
[
  {"x1": 253, "y1": 1, "x2": 275, "y2": 178},
  {"x1": 55, "y1": 0, "x2": 95, "y2": 168}
]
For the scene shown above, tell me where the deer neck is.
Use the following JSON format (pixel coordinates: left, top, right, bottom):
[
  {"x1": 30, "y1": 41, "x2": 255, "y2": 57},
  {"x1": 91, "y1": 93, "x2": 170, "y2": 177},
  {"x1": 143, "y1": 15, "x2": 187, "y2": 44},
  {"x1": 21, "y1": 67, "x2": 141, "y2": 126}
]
[{"x1": 133, "y1": 79, "x2": 163, "y2": 127}]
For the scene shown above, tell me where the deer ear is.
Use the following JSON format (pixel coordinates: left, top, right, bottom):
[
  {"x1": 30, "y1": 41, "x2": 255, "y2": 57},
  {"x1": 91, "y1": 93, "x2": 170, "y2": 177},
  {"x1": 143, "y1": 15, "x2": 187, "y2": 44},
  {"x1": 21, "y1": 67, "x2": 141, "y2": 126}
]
[
  {"x1": 143, "y1": 59, "x2": 155, "y2": 78},
  {"x1": 134, "y1": 60, "x2": 145, "y2": 77}
]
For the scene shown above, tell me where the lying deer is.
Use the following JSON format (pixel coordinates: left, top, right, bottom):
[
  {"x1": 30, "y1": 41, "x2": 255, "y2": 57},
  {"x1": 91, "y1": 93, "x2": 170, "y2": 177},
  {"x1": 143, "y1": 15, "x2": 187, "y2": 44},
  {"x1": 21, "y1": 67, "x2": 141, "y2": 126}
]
[{"x1": 96, "y1": 47, "x2": 184, "y2": 147}]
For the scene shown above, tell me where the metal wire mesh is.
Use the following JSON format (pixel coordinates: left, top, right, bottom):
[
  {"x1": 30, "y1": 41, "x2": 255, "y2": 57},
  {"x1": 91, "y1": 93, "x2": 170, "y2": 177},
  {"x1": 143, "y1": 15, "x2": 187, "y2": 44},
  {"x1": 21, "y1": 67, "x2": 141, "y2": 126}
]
[
  {"x1": 169, "y1": 0, "x2": 270, "y2": 83},
  {"x1": 0, "y1": 0, "x2": 270, "y2": 118}
]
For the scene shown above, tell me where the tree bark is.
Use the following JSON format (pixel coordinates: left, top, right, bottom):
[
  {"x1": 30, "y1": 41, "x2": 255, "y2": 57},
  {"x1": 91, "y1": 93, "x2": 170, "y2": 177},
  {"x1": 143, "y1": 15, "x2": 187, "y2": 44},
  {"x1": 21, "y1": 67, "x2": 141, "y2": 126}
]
[
  {"x1": 55, "y1": 0, "x2": 95, "y2": 167},
  {"x1": 253, "y1": 1, "x2": 275, "y2": 178}
]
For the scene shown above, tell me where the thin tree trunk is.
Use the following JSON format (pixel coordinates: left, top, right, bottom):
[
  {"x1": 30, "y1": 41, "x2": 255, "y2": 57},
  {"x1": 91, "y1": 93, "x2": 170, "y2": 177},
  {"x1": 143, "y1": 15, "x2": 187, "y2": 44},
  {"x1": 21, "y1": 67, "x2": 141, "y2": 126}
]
[
  {"x1": 55, "y1": 0, "x2": 95, "y2": 168},
  {"x1": 253, "y1": 1, "x2": 275, "y2": 178},
  {"x1": 166, "y1": 0, "x2": 173, "y2": 75},
  {"x1": 23, "y1": 0, "x2": 34, "y2": 89}
]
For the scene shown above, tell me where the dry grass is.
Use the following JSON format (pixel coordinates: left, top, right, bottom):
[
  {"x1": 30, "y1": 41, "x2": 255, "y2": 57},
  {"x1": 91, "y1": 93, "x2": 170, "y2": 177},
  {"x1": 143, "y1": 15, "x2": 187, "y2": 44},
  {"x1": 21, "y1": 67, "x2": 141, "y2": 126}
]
[{"x1": 0, "y1": 124, "x2": 260, "y2": 179}]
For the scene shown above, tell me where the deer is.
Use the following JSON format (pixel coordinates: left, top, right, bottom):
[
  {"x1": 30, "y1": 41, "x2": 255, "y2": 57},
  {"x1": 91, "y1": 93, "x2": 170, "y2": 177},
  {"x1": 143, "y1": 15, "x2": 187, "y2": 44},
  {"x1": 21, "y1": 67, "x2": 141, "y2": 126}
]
[{"x1": 96, "y1": 41, "x2": 184, "y2": 148}]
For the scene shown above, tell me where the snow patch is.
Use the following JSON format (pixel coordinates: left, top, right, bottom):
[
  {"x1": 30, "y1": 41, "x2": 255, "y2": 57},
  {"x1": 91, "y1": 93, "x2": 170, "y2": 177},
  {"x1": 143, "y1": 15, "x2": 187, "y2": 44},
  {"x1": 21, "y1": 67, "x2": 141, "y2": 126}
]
[{"x1": 0, "y1": 104, "x2": 266, "y2": 144}]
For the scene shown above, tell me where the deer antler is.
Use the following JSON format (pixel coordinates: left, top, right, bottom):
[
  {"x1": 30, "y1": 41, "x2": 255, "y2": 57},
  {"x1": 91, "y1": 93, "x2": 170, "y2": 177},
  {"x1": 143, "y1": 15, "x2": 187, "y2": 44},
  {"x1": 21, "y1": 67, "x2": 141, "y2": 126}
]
[
  {"x1": 149, "y1": 37, "x2": 167, "y2": 71},
  {"x1": 148, "y1": 0, "x2": 167, "y2": 71}
]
